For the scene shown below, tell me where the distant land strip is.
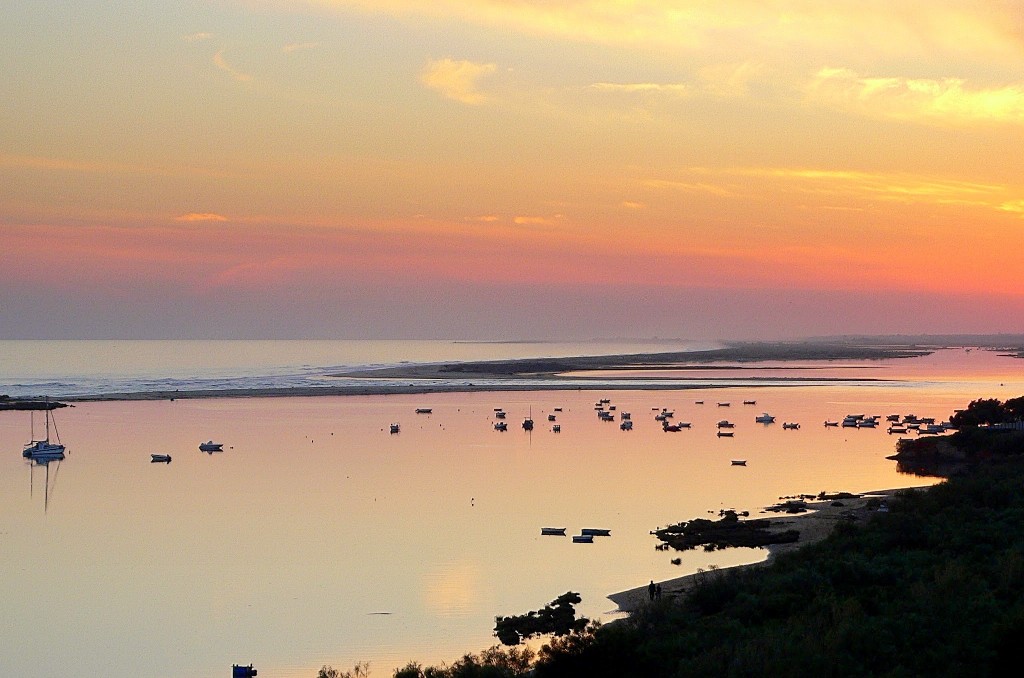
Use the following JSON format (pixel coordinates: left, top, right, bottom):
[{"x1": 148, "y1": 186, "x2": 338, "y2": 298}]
[
  {"x1": 332, "y1": 341, "x2": 932, "y2": 380},
  {"x1": 41, "y1": 341, "x2": 936, "y2": 403}
]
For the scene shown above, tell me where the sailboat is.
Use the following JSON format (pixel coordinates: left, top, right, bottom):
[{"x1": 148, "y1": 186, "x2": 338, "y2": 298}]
[{"x1": 22, "y1": 403, "x2": 65, "y2": 461}]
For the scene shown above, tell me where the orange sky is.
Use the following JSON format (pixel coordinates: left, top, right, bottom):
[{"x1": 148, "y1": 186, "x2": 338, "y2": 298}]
[{"x1": 2, "y1": 1, "x2": 1023, "y2": 338}]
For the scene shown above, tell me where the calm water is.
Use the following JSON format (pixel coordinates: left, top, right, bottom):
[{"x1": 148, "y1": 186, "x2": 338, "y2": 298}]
[{"x1": 1, "y1": 347, "x2": 1022, "y2": 678}]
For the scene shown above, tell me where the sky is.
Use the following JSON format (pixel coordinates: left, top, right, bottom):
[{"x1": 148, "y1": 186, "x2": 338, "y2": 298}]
[{"x1": 2, "y1": 0, "x2": 1024, "y2": 340}]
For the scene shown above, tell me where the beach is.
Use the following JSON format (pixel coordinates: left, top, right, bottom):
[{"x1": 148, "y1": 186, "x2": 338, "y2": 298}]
[
  {"x1": 608, "y1": 488, "x2": 918, "y2": 614},
  {"x1": 45, "y1": 341, "x2": 932, "y2": 403}
]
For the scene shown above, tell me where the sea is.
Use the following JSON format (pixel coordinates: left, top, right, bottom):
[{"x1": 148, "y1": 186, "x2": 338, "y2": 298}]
[{"x1": 1, "y1": 340, "x2": 1022, "y2": 678}]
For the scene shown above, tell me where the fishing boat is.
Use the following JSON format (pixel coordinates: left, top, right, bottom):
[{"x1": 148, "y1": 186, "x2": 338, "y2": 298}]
[
  {"x1": 22, "y1": 404, "x2": 66, "y2": 461},
  {"x1": 150, "y1": 454, "x2": 172, "y2": 463},
  {"x1": 716, "y1": 420, "x2": 735, "y2": 428},
  {"x1": 389, "y1": 423, "x2": 400, "y2": 434},
  {"x1": 620, "y1": 420, "x2": 633, "y2": 431},
  {"x1": 199, "y1": 441, "x2": 223, "y2": 452},
  {"x1": 541, "y1": 527, "x2": 566, "y2": 536},
  {"x1": 782, "y1": 422, "x2": 801, "y2": 430}
]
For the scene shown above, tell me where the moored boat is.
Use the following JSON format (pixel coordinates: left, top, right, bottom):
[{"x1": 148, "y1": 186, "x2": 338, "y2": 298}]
[
  {"x1": 150, "y1": 454, "x2": 172, "y2": 463},
  {"x1": 415, "y1": 408, "x2": 432, "y2": 414},
  {"x1": 572, "y1": 534, "x2": 594, "y2": 543},
  {"x1": 22, "y1": 404, "x2": 66, "y2": 461},
  {"x1": 389, "y1": 423, "x2": 400, "y2": 434},
  {"x1": 755, "y1": 413, "x2": 775, "y2": 424},
  {"x1": 541, "y1": 527, "x2": 566, "y2": 536},
  {"x1": 581, "y1": 528, "x2": 611, "y2": 536},
  {"x1": 199, "y1": 441, "x2": 223, "y2": 452},
  {"x1": 731, "y1": 459, "x2": 747, "y2": 465}
]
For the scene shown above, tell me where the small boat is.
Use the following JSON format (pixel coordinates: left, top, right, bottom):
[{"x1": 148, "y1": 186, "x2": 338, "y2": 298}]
[
  {"x1": 731, "y1": 459, "x2": 747, "y2": 466},
  {"x1": 494, "y1": 410, "x2": 506, "y2": 419},
  {"x1": 620, "y1": 412, "x2": 631, "y2": 420},
  {"x1": 541, "y1": 527, "x2": 566, "y2": 536},
  {"x1": 581, "y1": 528, "x2": 611, "y2": 536},
  {"x1": 22, "y1": 404, "x2": 66, "y2": 461},
  {"x1": 199, "y1": 441, "x2": 223, "y2": 452},
  {"x1": 717, "y1": 430, "x2": 734, "y2": 437},
  {"x1": 716, "y1": 420, "x2": 735, "y2": 428},
  {"x1": 717, "y1": 402, "x2": 730, "y2": 407},
  {"x1": 494, "y1": 421, "x2": 508, "y2": 431},
  {"x1": 415, "y1": 408, "x2": 432, "y2": 414},
  {"x1": 662, "y1": 423, "x2": 683, "y2": 432},
  {"x1": 782, "y1": 422, "x2": 800, "y2": 430},
  {"x1": 755, "y1": 413, "x2": 776, "y2": 424},
  {"x1": 552, "y1": 424, "x2": 561, "y2": 433},
  {"x1": 572, "y1": 534, "x2": 594, "y2": 543},
  {"x1": 548, "y1": 414, "x2": 556, "y2": 421},
  {"x1": 554, "y1": 407, "x2": 563, "y2": 412},
  {"x1": 389, "y1": 423, "x2": 400, "y2": 434},
  {"x1": 522, "y1": 418, "x2": 534, "y2": 431},
  {"x1": 886, "y1": 414, "x2": 901, "y2": 422},
  {"x1": 824, "y1": 421, "x2": 839, "y2": 427},
  {"x1": 887, "y1": 426, "x2": 908, "y2": 434},
  {"x1": 743, "y1": 400, "x2": 757, "y2": 405},
  {"x1": 150, "y1": 454, "x2": 172, "y2": 463},
  {"x1": 620, "y1": 420, "x2": 633, "y2": 431},
  {"x1": 694, "y1": 400, "x2": 704, "y2": 404}
]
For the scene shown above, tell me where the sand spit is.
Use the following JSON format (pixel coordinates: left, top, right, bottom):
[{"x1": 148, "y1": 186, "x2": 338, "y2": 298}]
[
  {"x1": 608, "y1": 488, "x2": 923, "y2": 614},
  {"x1": 51, "y1": 342, "x2": 927, "y2": 403}
]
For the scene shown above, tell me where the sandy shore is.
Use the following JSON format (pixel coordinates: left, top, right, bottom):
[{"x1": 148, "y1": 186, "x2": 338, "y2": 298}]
[
  {"x1": 52, "y1": 342, "x2": 926, "y2": 403},
  {"x1": 608, "y1": 488, "x2": 921, "y2": 614}
]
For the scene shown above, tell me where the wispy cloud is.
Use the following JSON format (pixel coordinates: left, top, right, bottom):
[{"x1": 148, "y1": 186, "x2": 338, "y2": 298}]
[
  {"x1": 808, "y1": 67, "x2": 1024, "y2": 125},
  {"x1": 420, "y1": 58, "x2": 496, "y2": 105},
  {"x1": 176, "y1": 212, "x2": 229, "y2": 222},
  {"x1": 282, "y1": 41, "x2": 321, "y2": 53},
  {"x1": 213, "y1": 50, "x2": 252, "y2": 82},
  {"x1": 182, "y1": 32, "x2": 213, "y2": 42},
  {"x1": 647, "y1": 166, "x2": 1021, "y2": 212},
  {"x1": 589, "y1": 82, "x2": 688, "y2": 95}
]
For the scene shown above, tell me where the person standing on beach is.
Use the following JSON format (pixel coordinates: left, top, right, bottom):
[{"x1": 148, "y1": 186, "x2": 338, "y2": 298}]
[
  {"x1": 648, "y1": 580, "x2": 656, "y2": 601},
  {"x1": 656, "y1": 584, "x2": 662, "y2": 600}
]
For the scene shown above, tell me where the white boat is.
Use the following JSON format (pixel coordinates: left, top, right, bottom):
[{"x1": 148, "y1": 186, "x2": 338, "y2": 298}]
[
  {"x1": 199, "y1": 441, "x2": 223, "y2": 452},
  {"x1": 389, "y1": 423, "x2": 400, "y2": 434},
  {"x1": 755, "y1": 413, "x2": 775, "y2": 424},
  {"x1": 150, "y1": 454, "x2": 172, "y2": 463},
  {"x1": 22, "y1": 405, "x2": 66, "y2": 461}
]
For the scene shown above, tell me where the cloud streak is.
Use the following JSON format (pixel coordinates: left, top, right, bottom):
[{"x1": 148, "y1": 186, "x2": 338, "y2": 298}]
[
  {"x1": 421, "y1": 58, "x2": 496, "y2": 104},
  {"x1": 213, "y1": 50, "x2": 252, "y2": 82},
  {"x1": 176, "y1": 213, "x2": 229, "y2": 222},
  {"x1": 809, "y1": 67, "x2": 1024, "y2": 125}
]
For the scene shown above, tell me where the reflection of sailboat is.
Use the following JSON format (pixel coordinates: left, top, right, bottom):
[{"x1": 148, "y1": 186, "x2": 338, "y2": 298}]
[
  {"x1": 28, "y1": 456, "x2": 62, "y2": 512},
  {"x1": 22, "y1": 403, "x2": 66, "y2": 461}
]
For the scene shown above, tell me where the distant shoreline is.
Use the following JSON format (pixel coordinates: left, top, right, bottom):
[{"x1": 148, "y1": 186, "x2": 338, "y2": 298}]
[{"x1": 31, "y1": 342, "x2": 925, "y2": 402}]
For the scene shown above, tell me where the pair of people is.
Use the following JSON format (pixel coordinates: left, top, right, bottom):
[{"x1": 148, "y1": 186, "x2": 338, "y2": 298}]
[{"x1": 647, "y1": 580, "x2": 662, "y2": 601}]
